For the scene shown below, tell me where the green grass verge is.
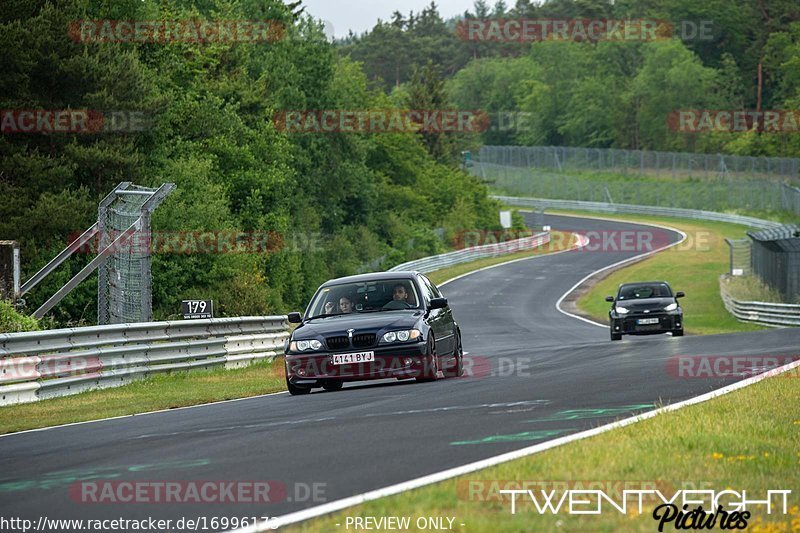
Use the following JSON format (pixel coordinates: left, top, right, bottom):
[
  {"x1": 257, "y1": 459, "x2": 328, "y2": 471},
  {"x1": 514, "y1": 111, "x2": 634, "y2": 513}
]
[
  {"x1": 548, "y1": 209, "x2": 768, "y2": 336},
  {"x1": 427, "y1": 231, "x2": 575, "y2": 286},
  {"x1": 724, "y1": 274, "x2": 800, "y2": 305},
  {"x1": 0, "y1": 359, "x2": 287, "y2": 434},
  {"x1": 484, "y1": 166, "x2": 799, "y2": 223},
  {"x1": 289, "y1": 374, "x2": 800, "y2": 532},
  {"x1": 0, "y1": 232, "x2": 575, "y2": 435}
]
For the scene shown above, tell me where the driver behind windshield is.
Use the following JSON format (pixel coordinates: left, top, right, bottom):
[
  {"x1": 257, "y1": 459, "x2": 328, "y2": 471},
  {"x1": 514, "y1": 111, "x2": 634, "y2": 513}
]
[
  {"x1": 382, "y1": 283, "x2": 413, "y2": 310},
  {"x1": 392, "y1": 284, "x2": 408, "y2": 302}
]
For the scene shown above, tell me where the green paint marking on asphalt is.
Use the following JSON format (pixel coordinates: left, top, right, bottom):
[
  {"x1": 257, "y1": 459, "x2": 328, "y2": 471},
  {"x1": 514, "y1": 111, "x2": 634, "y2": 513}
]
[
  {"x1": 526, "y1": 404, "x2": 655, "y2": 423},
  {"x1": 0, "y1": 459, "x2": 211, "y2": 493},
  {"x1": 451, "y1": 429, "x2": 574, "y2": 446}
]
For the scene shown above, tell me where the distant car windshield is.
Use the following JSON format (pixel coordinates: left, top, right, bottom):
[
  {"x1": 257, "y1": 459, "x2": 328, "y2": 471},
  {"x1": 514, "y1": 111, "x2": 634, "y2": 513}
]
[
  {"x1": 307, "y1": 279, "x2": 421, "y2": 317},
  {"x1": 618, "y1": 283, "x2": 672, "y2": 300}
]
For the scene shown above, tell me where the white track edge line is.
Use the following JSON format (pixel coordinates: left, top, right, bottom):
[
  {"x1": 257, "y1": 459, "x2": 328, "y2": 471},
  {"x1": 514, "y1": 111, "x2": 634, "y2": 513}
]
[
  {"x1": 233, "y1": 357, "x2": 800, "y2": 532},
  {"x1": 0, "y1": 390, "x2": 289, "y2": 438},
  {"x1": 0, "y1": 230, "x2": 584, "y2": 437},
  {"x1": 439, "y1": 232, "x2": 589, "y2": 288},
  {"x1": 552, "y1": 213, "x2": 688, "y2": 328}
]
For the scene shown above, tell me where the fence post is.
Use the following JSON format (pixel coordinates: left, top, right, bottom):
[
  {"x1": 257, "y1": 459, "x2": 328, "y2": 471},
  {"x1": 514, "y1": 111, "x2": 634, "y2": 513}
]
[{"x1": 0, "y1": 241, "x2": 20, "y2": 303}]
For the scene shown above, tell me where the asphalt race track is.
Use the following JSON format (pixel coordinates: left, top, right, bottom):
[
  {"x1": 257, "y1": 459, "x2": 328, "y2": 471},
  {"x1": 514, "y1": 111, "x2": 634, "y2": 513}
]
[{"x1": 1, "y1": 214, "x2": 798, "y2": 530}]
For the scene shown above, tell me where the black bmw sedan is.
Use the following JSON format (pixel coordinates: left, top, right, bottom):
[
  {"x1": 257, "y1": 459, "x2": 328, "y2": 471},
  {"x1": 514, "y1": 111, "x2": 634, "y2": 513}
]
[
  {"x1": 606, "y1": 281, "x2": 685, "y2": 341},
  {"x1": 284, "y1": 271, "x2": 464, "y2": 395}
]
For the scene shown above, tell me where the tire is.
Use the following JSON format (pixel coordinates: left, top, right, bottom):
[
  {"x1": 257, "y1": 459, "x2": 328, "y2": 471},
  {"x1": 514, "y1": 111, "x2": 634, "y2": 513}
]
[
  {"x1": 444, "y1": 331, "x2": 464, "y2": 378},
  {"x1": 610, "y1": 330, "x2": 622, "y2": 341},
  {"x1": 322, "y1": 381, "x2": 344, "y2": 392},
  {"x1": 286, "y1": 377, "x2": 311, "y2": 396},
  {"x1": 416, "y1": 336, "x2": 439, "y2": 382},
  {"x1": 672, "y1": 329, "x2": 684, "y2": 337}
]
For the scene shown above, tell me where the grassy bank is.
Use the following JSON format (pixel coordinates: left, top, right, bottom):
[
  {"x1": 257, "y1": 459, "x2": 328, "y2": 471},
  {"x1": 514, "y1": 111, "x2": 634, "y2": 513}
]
[
  {"x1": 549, "y1": 210, "x2": 768, "y2": 335},
  {"x1": 290, "y1": 372, "x2": 800, "y2": 532}
]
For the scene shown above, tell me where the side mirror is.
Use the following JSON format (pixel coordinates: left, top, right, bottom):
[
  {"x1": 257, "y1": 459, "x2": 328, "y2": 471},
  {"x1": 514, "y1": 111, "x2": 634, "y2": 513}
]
[
  {"x1": 605, "y1": 296, "x2": 615, "y2": 303},
  {"x1": 429, "y1": 297, "x2": 448, "y2": 310},
  {"x1": 675, "y1": 292, "x2": 685, "y2": 299},
  {"x1": 287, "y1": 312, "x2": 303, "y2": 324}
]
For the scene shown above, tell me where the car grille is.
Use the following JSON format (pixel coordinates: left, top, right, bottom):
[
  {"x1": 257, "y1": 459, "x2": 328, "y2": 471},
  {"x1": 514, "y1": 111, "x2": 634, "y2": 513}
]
[
  {"x1": 622, "y1": 313, "x2": 673, "y2": 333},
  {"x1": 352, "y1": 333, "x2": 376, "y2": 348},
  {"x1": 326, "y1": 336, "x2": 350, "y2": 350}
]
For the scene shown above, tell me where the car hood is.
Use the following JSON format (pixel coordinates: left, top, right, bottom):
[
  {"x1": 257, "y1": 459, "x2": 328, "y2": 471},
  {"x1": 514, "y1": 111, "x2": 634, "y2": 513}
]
[
  {"x1": 615, "y1": 297, "x2": 676, "y2": 311},
  {"x1": 294, "y1": 310, "x2": 424, "y2": 338}
]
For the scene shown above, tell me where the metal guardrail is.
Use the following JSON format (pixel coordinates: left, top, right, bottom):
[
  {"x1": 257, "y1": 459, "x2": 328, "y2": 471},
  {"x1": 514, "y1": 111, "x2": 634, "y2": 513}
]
[
  {"x1": 0, "y1": 317, "x2": 288, "y2": 405},
  {"x1": 492, "y1": 195, "x2": 796, "y2": 328},
  {"x1": 492, "y1": 196, "x2": 782, "y2": 230},
  {"x1": 389, "y1": 232, "x2": 550, "y2": 273},
  {"x1": 719, "y1": 276, "x2": 800, "y2": 327}
]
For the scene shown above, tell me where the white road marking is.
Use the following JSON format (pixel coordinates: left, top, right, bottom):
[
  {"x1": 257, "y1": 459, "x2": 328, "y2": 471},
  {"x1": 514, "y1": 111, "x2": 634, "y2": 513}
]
[
  {"x1": 231, "y1": 357, "x2": 800, "y2": 532},
  {"x1": 551, "y1": 214, "x2": 688, "y2": 328}
]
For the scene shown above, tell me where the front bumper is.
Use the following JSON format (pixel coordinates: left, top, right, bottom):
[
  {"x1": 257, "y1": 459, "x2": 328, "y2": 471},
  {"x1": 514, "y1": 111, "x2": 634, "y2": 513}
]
[
  {"x1": 610, "y1": 312, "x2": 683, "y2": 335},
  {"x1": 285, "y1": 341, "x2": 429, "y2": 386}
]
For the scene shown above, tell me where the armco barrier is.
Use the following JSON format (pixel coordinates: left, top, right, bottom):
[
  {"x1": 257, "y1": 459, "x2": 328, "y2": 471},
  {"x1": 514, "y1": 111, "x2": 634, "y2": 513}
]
[
  {"x1": 492, "y1": 195, "x2": 796, "y2": 327},
  {"x1": 492, "y1": 196, "x2": 782, "y2": 230},
  {"x1": 389, "y1": 231, "x2": 550, "y2": 273},
  {"x1": 0, "y1": 317, "x2": 288, "y2": 405},
  {"x1": 720, "y1": 276, "x2": 800, "y2": 327}
]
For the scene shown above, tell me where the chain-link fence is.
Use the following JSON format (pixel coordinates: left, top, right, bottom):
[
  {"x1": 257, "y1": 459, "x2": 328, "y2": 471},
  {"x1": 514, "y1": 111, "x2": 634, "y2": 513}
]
[
  {"x1": 748, "y1": 225, "x2": 800, "y2": 303},
  {"x1": 97, "y1": 184, "x2": 173, "y2": 325},
  {"x1": 478, "y1": 145, "x2": 799, "y2": 181},
  {"x1": 472, "y1": 146, "x2": 800, "y2": 215}
]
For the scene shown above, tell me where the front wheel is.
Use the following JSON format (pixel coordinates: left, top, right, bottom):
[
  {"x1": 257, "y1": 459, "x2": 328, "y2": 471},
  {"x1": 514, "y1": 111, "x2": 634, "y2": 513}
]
[
  {"x1": 286, "y1": 377, "x2": 311, "y2": 396},
  {"x1": 322, "y1": 381, "x2": 344, "y2": 392},
  {"x1": 417, "y1": 336, "x2": 439, "y2": 382},
  {"x1": 444, "y1": 331, "x2": 464, "y2": 378},
  {"x1": 672, "y1": 328, "x2": 684, "y2": 337},
  {"x1": 610, "y1": 330, "x2": 622, "y2": 341}
]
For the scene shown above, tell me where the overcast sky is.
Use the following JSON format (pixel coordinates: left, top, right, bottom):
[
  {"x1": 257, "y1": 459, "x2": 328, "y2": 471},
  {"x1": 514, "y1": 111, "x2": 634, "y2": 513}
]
[{"x1": 302, "y1": 0, "x2": 473, "y2": 38}]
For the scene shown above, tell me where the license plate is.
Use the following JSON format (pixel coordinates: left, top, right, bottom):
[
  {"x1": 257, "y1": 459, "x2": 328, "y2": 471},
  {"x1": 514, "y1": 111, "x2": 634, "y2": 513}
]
[
  {"x1": 331, "y1": 352, "x2": 375, "y2": 365},
  {"x1": 637, "y1": 318, "x2": 660, "y2": 325}
]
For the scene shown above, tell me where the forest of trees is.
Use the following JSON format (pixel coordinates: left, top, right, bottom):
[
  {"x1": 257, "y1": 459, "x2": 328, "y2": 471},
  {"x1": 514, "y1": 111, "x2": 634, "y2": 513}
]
[
  {"x1": 343, "y1": 0, "x2": 800, "y2": 156},
  {"x1": 0, "y1": 0, "x2": 501, "y2": 326}
]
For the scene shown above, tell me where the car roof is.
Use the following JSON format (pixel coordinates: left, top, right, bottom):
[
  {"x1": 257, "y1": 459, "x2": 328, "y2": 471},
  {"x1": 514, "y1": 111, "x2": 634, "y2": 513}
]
[
  {"x1": 320, "y1": 271, "x2": 421, "y2": 287},
  {"x1": 618, "y1": 281, "x2": 671, "y2": 289}
]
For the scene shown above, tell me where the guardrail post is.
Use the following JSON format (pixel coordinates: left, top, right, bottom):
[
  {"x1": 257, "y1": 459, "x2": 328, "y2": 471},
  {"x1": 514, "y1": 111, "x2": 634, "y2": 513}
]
[{"x1": 0, "y1": 241, "x2": 20, "y2": 302}]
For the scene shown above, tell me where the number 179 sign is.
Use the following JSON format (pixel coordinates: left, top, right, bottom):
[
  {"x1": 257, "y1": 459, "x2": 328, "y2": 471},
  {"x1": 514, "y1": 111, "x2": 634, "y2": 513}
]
[{"x1": 182, "y1": 300, "x2": 213, "y2": 320}]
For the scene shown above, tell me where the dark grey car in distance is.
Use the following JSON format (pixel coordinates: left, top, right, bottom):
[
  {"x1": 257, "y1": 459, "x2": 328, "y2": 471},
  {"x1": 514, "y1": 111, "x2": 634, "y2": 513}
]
[{"x1": 607, "y1": 281, "x2": 685, "y2": 341}]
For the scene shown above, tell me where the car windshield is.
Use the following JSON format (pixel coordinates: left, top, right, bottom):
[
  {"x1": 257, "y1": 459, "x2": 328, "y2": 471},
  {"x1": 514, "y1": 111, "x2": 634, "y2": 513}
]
[
  {"x1": 618, "y1": 283, "x2": 672, "y2": 300},
  {"x1": 307, "y1": 279, "x2": 421, "y2": 318}
]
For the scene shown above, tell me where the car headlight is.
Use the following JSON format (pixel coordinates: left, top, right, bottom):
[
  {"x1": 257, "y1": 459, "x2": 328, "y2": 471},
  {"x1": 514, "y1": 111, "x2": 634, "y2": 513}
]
[
  {"x1": 616, "y1": 307, "x2": 630, "y2": 315},
  {"x1": 289, "y1": 339, "x2": 322, "y2": 352},
  {"x1": 664, "y1": 303, "x2": 678, "y2": 311},
  {"x1": 381, "y1": 329, "x2": 421, "y2": 343}
]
